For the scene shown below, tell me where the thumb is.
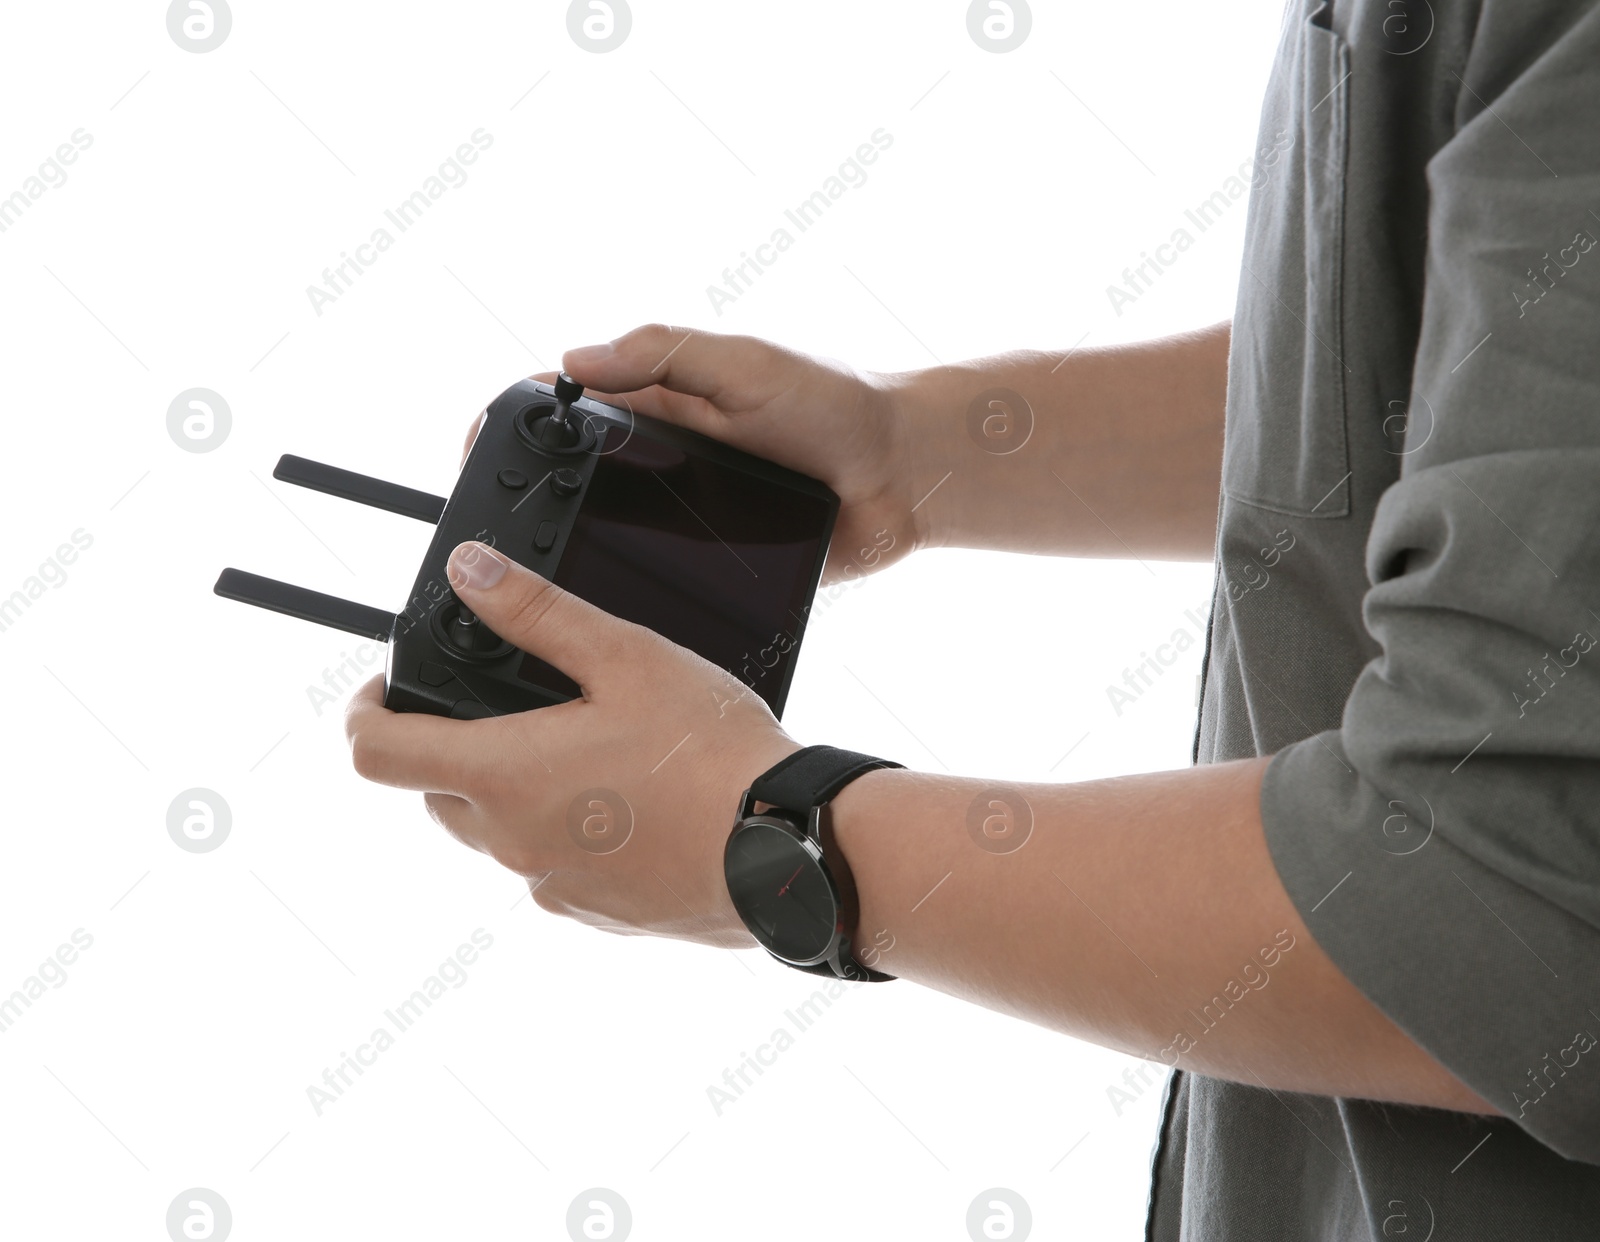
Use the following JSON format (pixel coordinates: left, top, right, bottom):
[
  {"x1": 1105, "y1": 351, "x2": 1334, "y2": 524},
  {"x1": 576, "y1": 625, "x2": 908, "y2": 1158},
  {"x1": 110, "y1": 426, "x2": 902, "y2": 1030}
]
[{"x1": 445, "y1": 542, "x2": 633, "y2": 692}]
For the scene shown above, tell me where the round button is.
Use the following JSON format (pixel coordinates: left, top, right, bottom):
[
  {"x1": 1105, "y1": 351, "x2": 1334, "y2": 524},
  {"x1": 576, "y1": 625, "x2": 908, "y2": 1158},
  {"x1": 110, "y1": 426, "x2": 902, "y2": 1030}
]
[
  {"x1": 497, "y1": 468, "x2": 529, "y2": 490},
  {"x1": 552, "y1": 468, "x2": 583, "y2": 497}
]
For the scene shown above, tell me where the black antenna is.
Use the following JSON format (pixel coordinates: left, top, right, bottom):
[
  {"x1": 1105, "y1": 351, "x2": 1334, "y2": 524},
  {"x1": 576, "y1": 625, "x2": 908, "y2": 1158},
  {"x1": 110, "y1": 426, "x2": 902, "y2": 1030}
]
[
  {"x1": 214, "y1": 569, "x2": 396, "y2": 641},
  {"x1": 274, "y1": 455, "x2": 447, "y2": 525}
]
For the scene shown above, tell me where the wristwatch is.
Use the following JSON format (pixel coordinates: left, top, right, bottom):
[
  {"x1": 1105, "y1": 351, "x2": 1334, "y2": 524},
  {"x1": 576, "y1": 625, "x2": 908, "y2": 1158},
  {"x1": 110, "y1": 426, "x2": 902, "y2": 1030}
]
[{"x1": 724, "y1": 745, "x2": 903, "y2": 982}]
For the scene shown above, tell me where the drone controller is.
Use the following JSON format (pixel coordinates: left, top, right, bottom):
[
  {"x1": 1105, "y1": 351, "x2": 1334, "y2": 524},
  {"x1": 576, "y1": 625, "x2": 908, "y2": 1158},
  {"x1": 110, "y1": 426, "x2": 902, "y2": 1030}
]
[{"x1": 215, "y1": 375, "x2": 839, "y2": 719}]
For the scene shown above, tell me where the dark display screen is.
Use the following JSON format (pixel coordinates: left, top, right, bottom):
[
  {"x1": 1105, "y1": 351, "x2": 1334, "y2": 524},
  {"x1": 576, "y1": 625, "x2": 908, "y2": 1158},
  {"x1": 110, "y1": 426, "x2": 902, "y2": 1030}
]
[{"x1": 518, "y1": 425, "x2": 831, "y2": 712}]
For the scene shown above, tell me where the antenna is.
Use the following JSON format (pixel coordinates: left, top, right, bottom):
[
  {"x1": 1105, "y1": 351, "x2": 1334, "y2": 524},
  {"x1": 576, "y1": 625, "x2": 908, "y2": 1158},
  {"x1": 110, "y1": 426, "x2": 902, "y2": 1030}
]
[
  {"x1": 273, "y1": 455, "x2": 447, "y2": 525},
  {"x1": 214, "y1": 569, "x2": 396, "y2": 641}
]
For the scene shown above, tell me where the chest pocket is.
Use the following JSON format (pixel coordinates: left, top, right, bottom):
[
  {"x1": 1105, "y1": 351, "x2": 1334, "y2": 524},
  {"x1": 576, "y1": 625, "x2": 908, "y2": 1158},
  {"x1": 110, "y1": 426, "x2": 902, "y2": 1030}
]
[{"x1": 1222, "y1": 3, "x2": 1352, "y2": 519}]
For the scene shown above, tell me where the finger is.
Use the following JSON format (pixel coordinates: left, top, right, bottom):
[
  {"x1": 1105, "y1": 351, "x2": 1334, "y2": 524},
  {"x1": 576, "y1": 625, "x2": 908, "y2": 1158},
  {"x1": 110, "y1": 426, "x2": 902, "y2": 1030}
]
[
  {"x1": 527, "y1": 871, "x2": 567, "y2": 914},
  {"x1": 535, "y1": 364, "x2": 723, "y2": 438},
  {"x1": 562, "y1": 324, "x2": 789, "y2": 410},
  {"x1": 427, "y1": 792, "x2": 556, "y2": 877},
  {"x1": 444, "y1": 542, "x2": 642, "y2": 693},
  {"x1": 425, "y1": 790, "x2": 524, "y2": 870},
  {"x1": 423, "y1": 791, "x2": 481, "y2": 849},
  {"x1": 344, "y1": 676, "x2": 495, "y2": 796}
]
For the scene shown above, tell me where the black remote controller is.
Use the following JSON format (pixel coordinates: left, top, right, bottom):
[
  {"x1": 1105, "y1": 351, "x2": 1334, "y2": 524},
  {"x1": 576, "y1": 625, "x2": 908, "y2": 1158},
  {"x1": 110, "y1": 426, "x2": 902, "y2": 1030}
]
[{"x1": 216, "y1": 376, "x2": 839, "y2": 719}]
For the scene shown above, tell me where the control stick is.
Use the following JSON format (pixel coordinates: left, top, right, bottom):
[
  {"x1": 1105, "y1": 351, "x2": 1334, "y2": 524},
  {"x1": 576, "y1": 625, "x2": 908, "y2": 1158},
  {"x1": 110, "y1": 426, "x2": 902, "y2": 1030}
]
[{"x1": 539, "y1": 372, "x2": 585, "y2": 448}]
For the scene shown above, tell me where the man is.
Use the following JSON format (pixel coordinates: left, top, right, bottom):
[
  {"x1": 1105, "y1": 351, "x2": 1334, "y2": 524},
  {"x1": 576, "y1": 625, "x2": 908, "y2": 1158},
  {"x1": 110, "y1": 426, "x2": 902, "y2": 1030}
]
[{"x1": 346, "y1": 0, "x2": 1600, "y2": 1235}]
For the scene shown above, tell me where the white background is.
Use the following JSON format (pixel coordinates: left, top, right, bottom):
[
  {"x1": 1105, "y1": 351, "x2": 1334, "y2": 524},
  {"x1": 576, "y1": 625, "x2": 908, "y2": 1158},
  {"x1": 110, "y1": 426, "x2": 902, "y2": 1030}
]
[{"x1": 0, "y1": 2, "x2": 1282, "y2": 1238}]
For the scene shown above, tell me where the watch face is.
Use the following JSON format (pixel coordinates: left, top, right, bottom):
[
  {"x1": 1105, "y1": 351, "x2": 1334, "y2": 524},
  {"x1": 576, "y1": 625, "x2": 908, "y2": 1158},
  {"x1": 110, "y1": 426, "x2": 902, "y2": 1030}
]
[{"x1": 726, "y1": 819, "x2": 839, "y2": 964}]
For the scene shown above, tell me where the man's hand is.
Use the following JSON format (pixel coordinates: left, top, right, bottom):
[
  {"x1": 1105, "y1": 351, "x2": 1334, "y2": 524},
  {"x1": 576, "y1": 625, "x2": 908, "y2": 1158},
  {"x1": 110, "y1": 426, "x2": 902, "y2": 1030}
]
[
  {"x1": 462, "y1": 322, "x2": 1233, "y2": 568},
  {"x1": 463, "y1": 324, "x2": 922, "y2": 584},
  {"x1": 344, "y1": 541, "x2": 800, "y2": 943}
]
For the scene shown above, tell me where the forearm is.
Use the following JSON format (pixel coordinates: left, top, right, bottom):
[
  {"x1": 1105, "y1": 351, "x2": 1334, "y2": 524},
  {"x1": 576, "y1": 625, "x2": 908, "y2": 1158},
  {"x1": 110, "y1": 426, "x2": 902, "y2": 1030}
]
[
  {"x1": 830, "y1": 756, "x2": 1495, "y2": 1113},
  {"x1": 886, "y1": 322, "x2": 1230, "y2": 563}
]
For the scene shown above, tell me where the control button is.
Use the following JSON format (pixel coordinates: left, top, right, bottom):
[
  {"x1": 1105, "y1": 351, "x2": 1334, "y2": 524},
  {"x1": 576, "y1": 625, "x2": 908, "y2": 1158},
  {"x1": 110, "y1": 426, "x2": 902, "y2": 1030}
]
[
  {"x1": 551, "y1": 467, "x2": 583, "y2": 498},
  {"x1": 533, "y1": 520, "x2": 559, "y2": 552},
  {"x1": 497, "y1": 468, "x2": 529, "y2": 490},
  {"x1": 418, "y1": 660, "x2": 455, "y2": 687},
  {"x1": 450, "y1": 699, "x2": 495, "y2": 720}
]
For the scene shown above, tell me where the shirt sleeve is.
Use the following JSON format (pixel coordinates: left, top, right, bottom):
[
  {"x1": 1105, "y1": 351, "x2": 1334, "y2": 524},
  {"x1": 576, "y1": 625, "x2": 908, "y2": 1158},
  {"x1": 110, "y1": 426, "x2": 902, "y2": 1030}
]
[{"x1": 1260, "y1": 3, "x2": 1600, "y2": 1165}]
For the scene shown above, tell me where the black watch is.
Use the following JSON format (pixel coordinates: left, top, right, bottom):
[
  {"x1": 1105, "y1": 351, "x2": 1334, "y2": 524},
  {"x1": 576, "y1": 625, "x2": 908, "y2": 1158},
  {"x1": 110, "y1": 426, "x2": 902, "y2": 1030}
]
[{"x1": 724, "y1": 745, "x2": 903, "y2": 982}]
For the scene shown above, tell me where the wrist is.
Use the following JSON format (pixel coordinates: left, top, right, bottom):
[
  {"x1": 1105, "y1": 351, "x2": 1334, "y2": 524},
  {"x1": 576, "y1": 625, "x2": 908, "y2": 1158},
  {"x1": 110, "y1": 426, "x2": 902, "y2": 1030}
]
[
  {"x1": 723, "y1": 745, "x2": 910, "y2": 979},
  {"x1": 873, "y1": 367, "x2": 957, "y2": 555},
  {"x1": 825, "y1": 764, "x2": 927, "y2": 977}
]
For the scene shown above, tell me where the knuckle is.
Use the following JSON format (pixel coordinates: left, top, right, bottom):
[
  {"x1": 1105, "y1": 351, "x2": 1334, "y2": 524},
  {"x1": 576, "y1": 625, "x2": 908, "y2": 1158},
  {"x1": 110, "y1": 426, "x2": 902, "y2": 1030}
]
[
  {"x1": 627, "y1": 322, "x2": 675, "y2": 350},
  {"x1": 342, "y1": 700, "x2": 369, "y2": 745},
  {"x1": 348, "y1": 734, "x2": 385, "y2": 781},
  {"x1": 501, "y1": 576, "x2": 565, "y2": 645},
  {"x1": 422, "y1": 792, "x2": 454, "y2": 830},
  {"x1": 625, "y1": 322, "x2": 698, "y2": 366},
  {"x1": 529, "y1": 876, "x2": 565, "y2": 913},
  {"x1": 342, "y1": 679, "x2": 386, "y2": 740},
  {"x1": 495, "y1": 840, "x2": 546, "y2": 878}
]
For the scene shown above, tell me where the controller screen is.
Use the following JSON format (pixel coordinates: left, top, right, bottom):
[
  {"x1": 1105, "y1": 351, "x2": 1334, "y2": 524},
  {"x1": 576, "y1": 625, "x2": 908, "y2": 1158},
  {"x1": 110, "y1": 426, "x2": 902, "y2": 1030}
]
[{"x1": 516, "y1": 425, "x2": 830, "y2": 711}]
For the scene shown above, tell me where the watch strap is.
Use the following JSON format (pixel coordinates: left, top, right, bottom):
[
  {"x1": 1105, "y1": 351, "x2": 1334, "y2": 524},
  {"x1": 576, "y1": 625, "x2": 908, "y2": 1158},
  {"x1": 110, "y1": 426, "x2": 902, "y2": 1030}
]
[
  {"x1": 749, "y1": 745, "x2": 903, "y2": 813},
  {"x1": 781, "y1": 950, "x2": 893, "y2": 984}
]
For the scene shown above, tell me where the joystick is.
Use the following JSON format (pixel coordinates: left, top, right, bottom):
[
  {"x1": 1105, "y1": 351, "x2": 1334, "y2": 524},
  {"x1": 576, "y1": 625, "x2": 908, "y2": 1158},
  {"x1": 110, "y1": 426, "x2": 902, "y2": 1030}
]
[
  {"x1": 214, "y1": 375, "x2": 840, "y2": 720},
  {"x1": 448, "y1": 603, "x2": 481, "y2": 651},
  {"x1": 438, "y1": 596, "x2": 513, "y2": 661},
  {"x1": 538, "y1": 372, "x2": 585, "y2": 449}
]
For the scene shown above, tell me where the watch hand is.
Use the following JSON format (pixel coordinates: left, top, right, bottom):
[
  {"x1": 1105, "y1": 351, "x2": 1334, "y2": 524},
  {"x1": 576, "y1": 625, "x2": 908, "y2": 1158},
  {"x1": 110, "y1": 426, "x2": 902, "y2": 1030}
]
[{"x1": 776, "y1": 864, "x2": 804, "y2": 897}]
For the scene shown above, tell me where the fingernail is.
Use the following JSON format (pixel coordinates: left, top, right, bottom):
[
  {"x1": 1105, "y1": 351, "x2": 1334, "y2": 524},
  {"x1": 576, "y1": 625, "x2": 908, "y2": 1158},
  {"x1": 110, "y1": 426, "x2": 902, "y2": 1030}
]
[
  {"x1": 448, "y1": 542, "x2": 508, "y2": 591},
  {"x1": 564, "y1": 342, "x2": 615, "y2": 367}
]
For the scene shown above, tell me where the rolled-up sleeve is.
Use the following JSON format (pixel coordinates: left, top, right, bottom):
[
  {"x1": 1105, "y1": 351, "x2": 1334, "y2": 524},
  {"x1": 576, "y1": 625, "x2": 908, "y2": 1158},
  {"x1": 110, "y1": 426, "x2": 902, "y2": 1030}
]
[{"x1": 1260, "y1": 6, "x2": 1600, "y2": 1164}]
